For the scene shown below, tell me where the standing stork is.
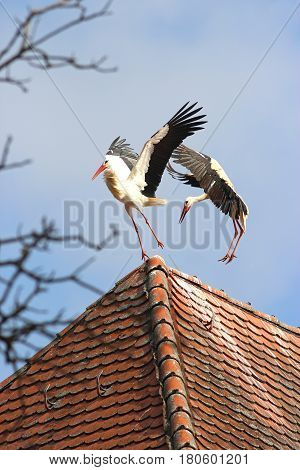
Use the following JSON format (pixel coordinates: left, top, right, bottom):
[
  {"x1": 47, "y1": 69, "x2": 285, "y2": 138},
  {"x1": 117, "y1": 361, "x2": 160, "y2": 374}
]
[
  {"x1": 92, "y1": 103, "x2": 206, "y2": 260},
  {"x1": 167, "y1": 144, "x2": 248, "y2": 263}
]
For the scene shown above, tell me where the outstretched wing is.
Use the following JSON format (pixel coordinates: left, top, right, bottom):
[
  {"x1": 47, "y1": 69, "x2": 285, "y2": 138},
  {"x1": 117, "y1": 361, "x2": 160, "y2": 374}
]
[
  {"x1": 170, "y1": 144, "x2": 248, "y2": 218},
  {"x1": 167, "y1": 162, "x2": 199, "y2": 187},
  {"x1": 128, "y1": 102, "x2": 207, "y2": 197},
  {"x1": 107, "y1": 137, "x2": 138, "y2": 170}
]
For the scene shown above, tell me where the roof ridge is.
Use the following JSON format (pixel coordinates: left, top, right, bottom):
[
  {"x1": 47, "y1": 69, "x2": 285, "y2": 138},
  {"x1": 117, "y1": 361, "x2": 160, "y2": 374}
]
[
  {"x1": 145, "y1": 256, "x2": 197, "y2": 450},
  {"x1": 169, "y1": 267, "x2": 300, "y2": 336}
]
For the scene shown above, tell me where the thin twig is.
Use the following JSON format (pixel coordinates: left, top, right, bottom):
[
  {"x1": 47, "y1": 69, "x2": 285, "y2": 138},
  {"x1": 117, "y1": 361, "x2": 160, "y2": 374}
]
[{"x1": 0, "y1": 136, "x2": 31, "y2": 171}]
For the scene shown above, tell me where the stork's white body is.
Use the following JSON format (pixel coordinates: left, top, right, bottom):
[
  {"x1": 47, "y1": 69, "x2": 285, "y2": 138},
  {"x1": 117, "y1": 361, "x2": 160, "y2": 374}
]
[{"x1": 103, "y1": 155, "x2": 166, "y2": 210}]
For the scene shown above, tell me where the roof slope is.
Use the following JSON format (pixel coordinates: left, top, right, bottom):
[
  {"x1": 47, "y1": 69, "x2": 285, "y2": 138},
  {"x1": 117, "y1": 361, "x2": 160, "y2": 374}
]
[{"x1": 0, "y1": 256, "x2": 299, "y2": 450}]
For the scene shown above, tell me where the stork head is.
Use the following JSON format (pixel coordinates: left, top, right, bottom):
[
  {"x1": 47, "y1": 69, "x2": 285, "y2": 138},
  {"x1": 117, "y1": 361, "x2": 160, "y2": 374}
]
[
  {"x1": 179, "y1": 197, "x2": 194, "y2": 223},
  {"x1": 91, "y1": 157, "x2": 109, "y2": 180}
]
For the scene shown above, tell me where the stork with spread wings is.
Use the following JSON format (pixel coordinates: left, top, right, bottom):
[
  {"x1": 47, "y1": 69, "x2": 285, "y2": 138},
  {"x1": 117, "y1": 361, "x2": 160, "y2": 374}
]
[{"x1": 168, "y1": 145, "x2": 248, "y2": 264}]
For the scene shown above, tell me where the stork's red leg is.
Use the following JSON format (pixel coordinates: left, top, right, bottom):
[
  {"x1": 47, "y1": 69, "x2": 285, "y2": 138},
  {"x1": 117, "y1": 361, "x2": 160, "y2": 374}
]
[
  {"x1": 137, "y1": 209, "x2": 164, "y2": 249},
  {"x1": 219, "y1": 219, "x2": 238, "y2": 263},
  {"x1": 225, "y1": 220, "x2": 245, "y2": 264},
  {"x1": 129, "y1": 214, "x2": 149, "y2": 261}
]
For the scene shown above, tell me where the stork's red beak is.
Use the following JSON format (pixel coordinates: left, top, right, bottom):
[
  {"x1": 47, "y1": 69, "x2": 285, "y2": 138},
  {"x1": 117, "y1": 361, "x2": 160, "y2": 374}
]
[
  {"x1": 179, "y1": 205, "x2": 190, "y2": 223},
  {"x1": 92, "y1": 162, "x2": 107, "y2": 180}
]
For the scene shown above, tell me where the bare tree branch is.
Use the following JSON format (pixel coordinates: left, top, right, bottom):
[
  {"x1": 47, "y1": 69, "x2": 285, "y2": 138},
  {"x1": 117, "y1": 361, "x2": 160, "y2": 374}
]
[
  {"x1": 0, "y1": 215, "x2": 118, "y2": 368},
  {"x1": 0, "y1": 0, "x2": 116, "y2": 92},
  {"x1": 0, "y1": 75, "x2": 30, "y2": 93},
  {"x1": 0, "y1": 136, "x2": 31, "y2": 171},
  {"x1": 23, "y1": 50, "x2": 115, "y2": 73}
]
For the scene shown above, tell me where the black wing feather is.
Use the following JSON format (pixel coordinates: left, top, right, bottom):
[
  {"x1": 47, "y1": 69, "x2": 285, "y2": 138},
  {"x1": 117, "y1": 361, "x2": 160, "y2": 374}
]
[
  {"x1": 142, "y1": 102, "x2": 207, "y2": 197},
  {"x1": 167, "y1": 163, "x2": 200, "y2": 188}
]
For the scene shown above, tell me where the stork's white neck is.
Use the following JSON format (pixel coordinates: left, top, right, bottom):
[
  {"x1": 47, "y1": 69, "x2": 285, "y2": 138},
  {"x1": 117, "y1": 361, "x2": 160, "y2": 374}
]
[
  {"x1": 105, "y1": 155, "x2": 130, "y2": 180},
  {"x1": 187, "y1": 193, "x2": 209, "y2": 206}
]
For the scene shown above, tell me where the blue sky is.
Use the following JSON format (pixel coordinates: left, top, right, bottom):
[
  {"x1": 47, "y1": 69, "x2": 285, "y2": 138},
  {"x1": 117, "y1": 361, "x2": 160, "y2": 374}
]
[{"x1": 1, "y1": 0, "x2": 299, "y2": 380}]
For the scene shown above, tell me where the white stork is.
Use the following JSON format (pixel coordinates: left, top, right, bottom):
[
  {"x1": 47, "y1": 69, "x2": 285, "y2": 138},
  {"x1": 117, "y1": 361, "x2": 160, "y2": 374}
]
[
  {"x1": 92, "y1": 103, "x2": 206, "y2": 260},
  {"x1": 167, "y1": 145, "x2": 248, "y2": 264}
]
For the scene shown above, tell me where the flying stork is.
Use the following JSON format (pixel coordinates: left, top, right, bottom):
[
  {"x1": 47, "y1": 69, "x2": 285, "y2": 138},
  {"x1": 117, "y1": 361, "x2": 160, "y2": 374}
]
[
  {"x1": 167, "y1": 145, "x2": 248, "y2": 264},
  {"x1": 92, "y1": 103, "x2": 206, "y2": 260}
]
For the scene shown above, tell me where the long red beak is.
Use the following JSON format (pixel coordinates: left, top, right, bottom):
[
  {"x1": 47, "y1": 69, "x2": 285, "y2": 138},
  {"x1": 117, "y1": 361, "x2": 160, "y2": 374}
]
[
  {"x1": 179, "y1": 205, "x2": 190, "y2": 223},
  {"x1": 92, "y1": 162, "x2": 107, "y2": 180}
]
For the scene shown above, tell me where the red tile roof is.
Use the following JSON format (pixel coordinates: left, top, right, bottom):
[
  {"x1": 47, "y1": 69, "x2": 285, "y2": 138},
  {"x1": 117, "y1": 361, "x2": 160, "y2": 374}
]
[{"x1": 0, "y1": 256, "x2": 299, "y2": 450}]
